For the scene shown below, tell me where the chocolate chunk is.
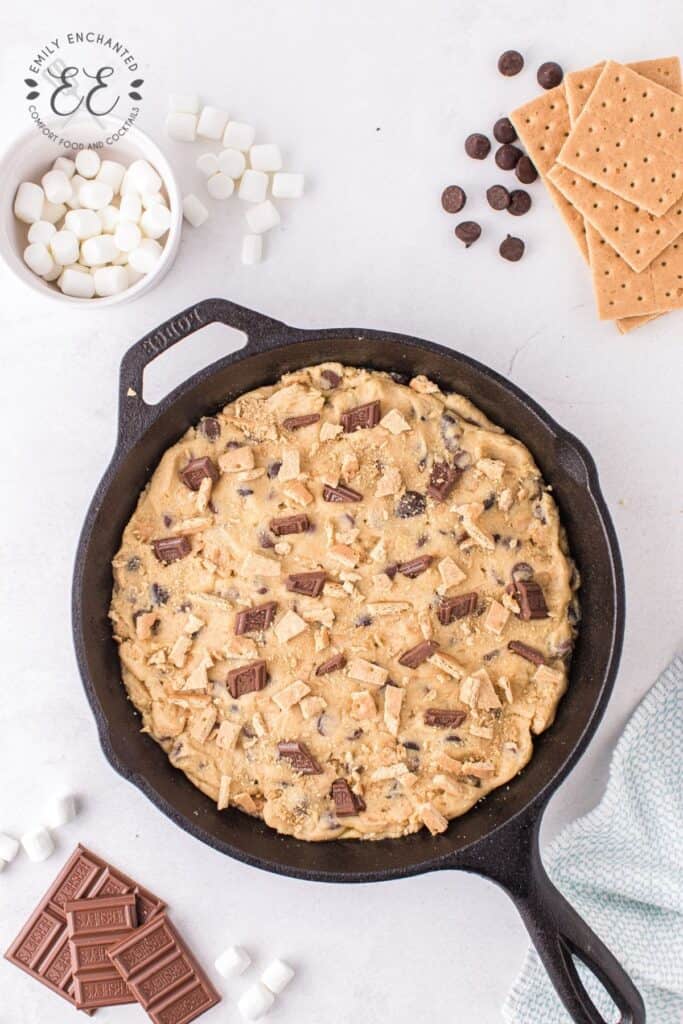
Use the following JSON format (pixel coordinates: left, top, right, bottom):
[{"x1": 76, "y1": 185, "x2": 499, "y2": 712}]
[
  {"x1": 398, "y1": 640, "x2": 438, "y2": 668},
  {"x1": 508, "y1": 640, "x2": 546, "y2": 665},
  {"x1": 515, "y1": 155, "x2": 538, "y2": 184},
  {"x1": 341, "y1": 400, "x2": 381, "y2": 433},
  {"x1": 455, "y1": 220, "x2": 481, "y2": 247},
  {"x1": 66, "y1": 894, "x2": 137, "y2": 1009},
  {"x1": 234, "y1": 601, "x2": 277, "y2": 635},
  {"x1": 396, "y1": 490, "x2": 426, "y2": 518},
  {"x1": 498, "y1": 50, "x2": 524, "y2": 76},
  {"x1": 441, "y1": 185, "x2": 466, "y2": 213},
  {"x1": 180, "y1": 456, "x2": 219, "y2": 491},
  {"x1": 269, "y1": 513, "x2": 310, "y2": 536},
  {"x1": 320, "y1": 368, "x2": 341, "y2": 388},
  {"x1": 397, "y1": 555, "x2": 433, "y2": 578},
  {"x1": 438, "y1": 591, "x2": 478, "y2": 624},
  {"x1": 281, "y1": 413, "x2": 321, "y2": 430},
  {"x1": 322, "y1": 483, "x2": 363, "y2": 503},
  {"x1": 493, "y1": 117, "x2": 517, "y2": 144},
  {"x1": 226, "y1": 660, "x2": 267, "y2": 698},
  {"x1": 199, "y1": 416, "x2": 221, "y2": 440},
  {"x1": 424, "y1": 708, "x2": 467, "y2": 729},
  {"x1": 495, "y1": 144, "x2": 523, "y2": 170},
  {"x1": 427, "y1": 461, "x2": 460, "y2": 501},
  {"x1": 537, "y1": 61, "x2": 563, "y2": 89},
  {"x1": 278, "y1": 741, "x2": 322, "y2": 775},
  {"x1": 508, "y1": 189, "x2": 532, "y2": 216},
  {"x1": 465, "y1": 133, "x2": 491, "y2": 159},
  {"x1": 487, "y1": 185, "x2": 511, "y2": 210},
  {"x1": 331, "y1": 778, "x2": 366, "y2": 816},
  {"x1": 316, "y1": 653, "x2": 347, "y2": 675},
  {"x1": 152, "y1": 535, "x2": 191, "y2": 563},
  {"x1": 500, "y1": 234, "x2": 525, "y2": 261},
  {"x1": 515, "y1": 579, "x2": 548, "y2": 620},
  {"x1": 287, "y1": 571, "x2": 326, "y2": 597}
]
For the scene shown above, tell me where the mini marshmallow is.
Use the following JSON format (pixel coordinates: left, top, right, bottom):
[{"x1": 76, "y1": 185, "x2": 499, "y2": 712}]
[
  {"x1": 182, "y1": 194, "x2": 209, "y2": 227},
  {"x1": 0, "y1": 832, "x2": 20, "y2": 863},
  {"x1": 140, "y1": 204, "x2": 172, "y2": 239},
  {"x1": 64, "y1": 208, "x2": 102, "y2": 240},
  {"x1": 59, "y1": 267, "x2": 96, "y2": 298},
  {"x1": 237, "y1": 983, "x2": 274, "y2": 1021},
  {"x1": 119, "y1": 193, "x2": 142, "y2": 223},
  {"x1": 65, "y1": 174, "x2": 86, "y2": 209},
  {"x1": 196, "y1": 152, "x2": 220, "y2": 177},
  {"x1": 126, "y1": 160, "x2": 163, "y2": 196},
  {"x1": 23, "y1": 243, "x2": 55, "y2": 277},
  {"x1": 75, "y1": 149, "x2": 101, "y2": 179},
  {"x1": 50, "y1": 230, "x2": 80, "y2": 266},
  {"x1": 94, "y1": 265, "x2": 129, "y2": 296},
  {"x1": 21, "y1": 827, "x2": 54, "y2": 863},
  {"x1": 218, "y1": 148, "x2": 246, "y2": 179},
  {"x1": 214, "y1": 945, "x2": 251, "y2": 978},
  {"x1": 41, "y1": 169, "x2": 73, "y2": 205},
  {"x1": 206, "y1": 172, "x2": 234, "y2": 200},
  {"x1": 81, "y1": 234, "x2": 119, "y2": 267},
  {"x1": 41, "y1": 200, "x2": 67, "y2": 224},
  {"x1": 43, "y1": 262, "x2": 63, "y2": 282},
  {"x1": 272, "y1": 172, "x2": 305, "y2": 199},
  {"x1": 28, "y1": 220, "x2": 57, "y2": 245},
  {"x1": 165, "y1": 111, "x2": 198, "y2": 142},
  {"x1": 126, "y1": 264, "x2": 145, "y2": 287},
  {"x1": 241, "y1": 234, "x2": 263, "y2": 265},
  {"x1": 249, "y1": 144, "x2": 283, "y2": 172},
  {"x1": 44, "y1": 793, "x2": 77, "y2": 829},
  {"x1": 112, "y1": 251, "x2": 129, "y2": 265},
  {"x1": 261, "y1": 958, "x2": 295, "y2": 994},
  {"x1": 238, "y1": 170, "x2": 269, "y2": 203},
  {"x1": 53, "y1": 156, "x2": 75, "y2": 179},
  {"x1": 128, "y1": 238, "x2": 163, "y2": 273},
  {"x1": 141, "y1": 191, "x2": 167, "y2": 209},
  {"x1": 169, "y1": 93, "x2": 201, "y2": 114},
  {"x1": 14, "y1": 182, "x2": 45, "y2": 224},
  {"x1": 114, "y1": 221, "x2": 142, "y2": 252},
  {"x1": 197, "y1": 106, "x2": 229, "y2": 140},
  {"x1": 245, "y1": 200, "x2": 280, "y2": 234},
  {"x1": 0, "y1": 859, "x2": 6, "y2": 872},
  {"x1": 78, "y1": 181, "x2": 114, "y2": 211},
  {"x1": 98, "y1": 205, "x2": 120, "y2": 233},
  {"x1": 96, "y1": 159, "x2": 126, "y2": 193},
  {"x1": 223, "y1": 121, "x2": 256, "y2": 151}
]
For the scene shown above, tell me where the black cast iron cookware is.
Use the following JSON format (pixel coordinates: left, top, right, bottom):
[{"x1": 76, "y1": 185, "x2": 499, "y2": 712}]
[{"x1": 73, "y1": 298, "x2": 643, "y2": 1024}]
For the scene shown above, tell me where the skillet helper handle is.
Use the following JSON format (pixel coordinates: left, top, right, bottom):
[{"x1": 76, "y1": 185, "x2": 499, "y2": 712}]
[{"x1": 117, "y1": 298, "x2": 287, "y2": 444}]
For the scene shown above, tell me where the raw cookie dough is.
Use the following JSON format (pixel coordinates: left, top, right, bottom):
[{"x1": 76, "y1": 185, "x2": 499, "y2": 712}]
[{"x1": 110, "y1": 365, "x2": 579, "y2": 841}]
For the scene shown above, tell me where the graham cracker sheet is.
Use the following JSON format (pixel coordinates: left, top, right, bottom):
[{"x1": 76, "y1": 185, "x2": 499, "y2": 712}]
[
  {"x1": 557, "y1": 61, "x2": 683, "y2": 216},
  {"x1": 564, "y1": 58, "x2": 682, "y2": 123},
  {"x1": 586, "y1": 225, "x2": 683, "y2": 319}
]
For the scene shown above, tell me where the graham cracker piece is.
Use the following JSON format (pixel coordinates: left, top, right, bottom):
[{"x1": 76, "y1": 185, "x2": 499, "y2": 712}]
[
  {"x1": 565, "y1": 58, "x2": 682, "y2": 123},
  {"x1": 558, "y1": 61, "x2": 683, "y2": 215},
  {"x1": 586, "y1": 224, "x2": 683, "y2": 318}
]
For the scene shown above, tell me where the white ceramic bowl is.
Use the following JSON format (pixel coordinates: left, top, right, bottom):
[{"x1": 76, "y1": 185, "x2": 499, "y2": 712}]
[{"x1": 0, "y1": 117, "x2": 182, "y2": 307}]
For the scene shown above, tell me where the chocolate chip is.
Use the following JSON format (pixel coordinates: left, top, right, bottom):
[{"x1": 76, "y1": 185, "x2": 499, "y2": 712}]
[
  {"x1": 487, "y1": 185, "x2": 510, "y2": 211},
  {"x1": 464, "y1": 133, "x2": 491, "y2": 160},
  {"x1": 258, "y1": 529, "x2": 275, "y2": 549},
  {"x1": 384, "y1": 563, "x2": 399, "y2": 580},
  {"x1": 427, "y1": 461, "x2": 460, "y2": 501},
  {"x1": 282, "y1": 413, "x2": 320, "y2": 430},
  {"x1": 493, "y1": 117, "x2": 517, "y2": 144},
  {"x1": 508, "y1": 640, "x2": 546, "y2": 665},
  {"x1": 398, "y1": 640, "x2": 438, "y2": 668},
  {"x1": 438, "y1": 591, "x2": 478, "y2": 624},
  {"x1": 150, "y1": 583, "x2": 169, "y2": 605},
  {"x1": 320, "y1": 369, "x2": 341, "y2": 388},
  {"x1": 495, "y1": 144, "x2": 523, "y2": 171},
  {"x1": 537, "y1": 61, "x2": 563, "y2": 89},
  {"x1": 316, "y1": 653, "x2": 346, "y2": 675},
  {"x1": 341, "y1": 400, "x2": 381, "y2": 433},
  {"x1": 455, "y1": 221, "x2": 481, "y2": 247},
  {"x1": 322, "y1": 483, "x2": 363, "y2": 503},
  {"x1": 397, "y1": 555, "x2": 433, "y2": 578},
  {"x1": 441, "y1": 185, "x2": 467, "y2": 213},
  {"x1": 269, "y1": 513, "x2": 310, "y2": 536},
  {"x1": 498, "y1": 50, "x2": 524, "y2": 76},
  {"x1": 356, "y1": 614, "x2": 373, "y2": 627},
  {"x1": 331, "y1": 778, "x2": 365, "y2": 816},
  {"x1": 278, "y1": 741, "x2": 322, "y2": 775},
  {"x1": 515, "y1": 155, "x2": 538, "y2": 184},
  {"x1": 424, "y1": 708, "x2": 467, "y2": 728},
  {"x1": 500, "y1": 235, "x2": 525, "y2": 261},
  {"x1": 396, "y1": 490, "x2": 426, "y2": 518},
  {"x1": 226, "y1": 659, "x2": 267, "y2": 697},
  {"x1": 508, "y1": 189, "x2": 532, "y2": 216},
  {"x1": 180, "y1": 456, "x2": 219, "y2": 491},
  {"x1": 286, "y1": 571, "x2": 326, "y2": 597},
  {"x1": 511, "y1": 562, "x2": 534, "y2": 582},
  {"x1": 152, "y1": 535, "x2": 191, "y2": 563},
  {"x1": 235, "y1": 601, "x2": 277, "y2": 635},
  {"x1": 126, "y1": 556, "x2": 141, "y2": 572},
  {"x1": 266, "y1": 460, "x2": 282, "y2": 479},
  {"x1": 237, "y1": 488, "x2": 253, "y2": 497},
  {"x1": 515, "y1": 579, "x2": 548, "y2": 620},
  {"x1": 199, "y1": 416, "x2": 220, "y2": 440},
  {"x1": 440, "y1": 411, "x2": 462, "y2": 452}
]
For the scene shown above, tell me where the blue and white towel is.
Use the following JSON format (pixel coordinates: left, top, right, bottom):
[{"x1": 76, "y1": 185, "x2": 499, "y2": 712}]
[{"x1": 504, "y1": 655, "x2": 683, "y2": 1024}]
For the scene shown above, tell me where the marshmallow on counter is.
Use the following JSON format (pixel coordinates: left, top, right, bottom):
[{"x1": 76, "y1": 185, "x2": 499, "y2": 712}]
[
  {"x1": 196, "y1": 152, "x2": 220, "y2": 177},
  {"x1": 238, "y1": 170, "x2": 268, "y2": 204},
  {"x1": 206, "y1": 172, "x2": 234, "y2": 200},
  {"x1": 50, "y1": 230, "x2": 80, "y2": 266},
  {"x1": 114, "y1": 221, "x2": 142, "y2": 253},
  {"x1": 80, "y1": 234, "x2": 119, "y2": 267},
  {"x1": 64, "y1": 208, "x2": 101, "y2": 240},
  {"x1": 59, "y1": 267, "x2": 96, "y2": 298},
  {"x1": 75, "y1": 149, "x2": 101, "y2": 179},
  {"x1": 27, "y1": 220, "x2": 57, "y2": 245},
  {"x1": 52, "y1": 156, "x2": 75, "y2": 179},
  {"x1": 44, "y1": 793, "x2": 77, "y2": 829},
  {"x1": 218, "y1": 148, "x2": 246, "y2": 179},
  {"x1": 128, "y1": 238, "x2": 163, "y2": 273},
  {"x1": 21, "y1": 827, "x2": 55, "y2": 863},
  {"x1": 223, "y1": 120, "x2": 256, "y2": 152},
  {"x1": 14, "y1": 182, "x2": 45, "y2": 224},
  {"x1": 261, "y1": 958, "x2": 295, "y2": 994},
  {"x1": 96, "y1": 159, "x2": 126, "y2": 193},
  {"x1": 78, "y1": 180, "x2": 114, "y2": 211},
  {"x1": 272, "y1": 172, "x2": 305, "y2": 199},
  {"x1": 140, "y1": 204, "x2": 172, "y2": 240},
  {"x1": 41, "y1": 200, "x2": 67, "y2": 224},
  {"x1": 126, "y1": 160, "x2": 163, "y2": 196},
  {"x1": 249, "y1": 144, "x2": 283, "y2": 172},
  {"x1": 237, "y1": 983, "x2": 275, "y2": 1021},
  {"x1": 41, "y1": 169, "x2": 73, "y2": 205},
  {"x1": 241, "y1": 234, "x2": 263, "y2": 265},
  {"x1": 245, "y1": 200, "x2": 280, "y2": 234},
  {"x1": 165, "y1": 111, "x2": 198, "y2": 142},
  {"x1": 23, "y1": 243, "x2": 55, "y2": 278},
  {"x1": 197, "y1": 106, "x2": 229, "y2": 140},
  {"x1": 0, "y1": 832, "x2": 20, "y2": 863},
  {"x1": 182, "y1": 194, "x2": 209, "y2": 227},
  {"x1": 214, "y1": 945, "x2": 251, "y2": 978},
  {"x1": 169, "y1": 93, "x2": 201, "y2": 114},
  {"x1": 94, "y1": 265, "x2": 129, "y2": 296}
]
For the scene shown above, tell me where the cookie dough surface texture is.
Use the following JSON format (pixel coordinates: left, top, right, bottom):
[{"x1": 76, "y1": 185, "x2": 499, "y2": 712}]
[{"x1": 111, "y1": 364, "x2": 579, "y2": 842}]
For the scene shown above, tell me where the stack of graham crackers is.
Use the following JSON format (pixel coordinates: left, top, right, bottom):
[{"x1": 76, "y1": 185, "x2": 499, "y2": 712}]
[{"x1": 511, "y1": 57, "x2": 683, "y2": 333}]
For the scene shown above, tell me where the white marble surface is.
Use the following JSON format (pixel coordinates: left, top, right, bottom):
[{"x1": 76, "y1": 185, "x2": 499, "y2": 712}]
[{"x1": 1, "y1": 1, "x2": 682, "y2": 1020}]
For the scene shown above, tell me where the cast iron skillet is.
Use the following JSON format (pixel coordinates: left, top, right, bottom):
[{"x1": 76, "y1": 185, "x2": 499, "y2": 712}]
[{"x1": 73, "y1": 298, "x2": 643, "y2": 1024}]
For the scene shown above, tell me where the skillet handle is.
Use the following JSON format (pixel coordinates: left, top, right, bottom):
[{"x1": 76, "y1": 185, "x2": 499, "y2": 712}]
[
  {"x1": 459, "y1": 813, "x2": 645, "y2": 1024},
  {"x1": 117, "y1": 297, "x2": 288, "y2": 445}
]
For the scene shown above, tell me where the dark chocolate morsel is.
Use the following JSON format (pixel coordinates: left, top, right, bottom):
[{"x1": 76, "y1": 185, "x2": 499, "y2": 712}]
[
  {"x1": 498, "y1": 50, "x2": 524, "y2": 76},
  {"x1": 331, "y1": 778, "x2": 366, "y2": 816},
  {"x1": 508, "y1": 189, "x2": 532, "y2": 216},
  {"x1": 487, "y1": 185, "x2": 511, "y2": 210},
  {"x1": 152, "y1": 535, "x2": 191, "y2": 563},
  {"x1": 537, "y1": 61, "x2": 563, "y2": 89},
  {"x1": 180, "y1": 456, "x2": 219, "y2": 491},
  {"x1": 441, "y1": 185, "x2": 467, "y2": 213},
  {"x1": 515, "y1": 155, "x2": 538, "y2": 184},
  {"x1": 281, "y1": 413, "x2": 321, "y2": 430},
  {"x1": 278, "y1": 741, "x2": 322, "y2": 775},
  {"x1": 226, "y1": 660, "x2": 268, "y2": 697},
  {"x1": 398, "y1": 640, "x2": 438, "y2": 668},
  {"x1": 269, "y1": 513, "x2": 310, "y2": 536},
  {"x1": 493, "y1": 117, "x2": 517, "y2": 143},
  {"x1": 396, "y1": 490, "x2": 427, "y2": 518},
  {"x1": 234, "y1": 601, "x2": 277, "y2": 635},
  {"x1": 508, "y1": 640, "x2": 546, "y2": 665},
  {"x1": 316, "y1": 653, "x2": 347, "y2": 675},
  {"x1": 397, "y1": 555, "x2": 433, "y2": 578},
  {"x1": 323, "y1": 483, "x2": 363, "y2": 503},
  {"x1": 340, "y1": 400, "x2": 381, "y2": 432},
  {"x1": 424, "y1": 708, "x2": 467, "y2": 728},
  {"x1": 515, "y1": 579, "x2": 548, "y2": 620},
  {"x1": 427, "y1": 461, "x2": 460, "y2": 500},
  {"x1": 199, "y1": 416, "x2": 221, "y2": 440},
  {"x1": 286, "y1": 571, "x2": 326, "y2": 597},
  {"x1": 495, "y1": 144, "x2": 523, "y2": 171},
  {"x1": 455, "y1": 221, "x2": 482, "y2": 247},
  {"x1": 438, "y1": 591, "x2": 478, "y2": 624},
  {"x1": 464, "y1": 133, "x2": 491, "y2": 160},
  {"x1": 500, "y1": 234, "x2": 525, "y2": 261}
]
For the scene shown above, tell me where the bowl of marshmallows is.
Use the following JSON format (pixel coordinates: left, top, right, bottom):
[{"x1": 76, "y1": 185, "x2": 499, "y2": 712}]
[{"x1": 0, "y1": 117, "x2": 182, "y2": 306}]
